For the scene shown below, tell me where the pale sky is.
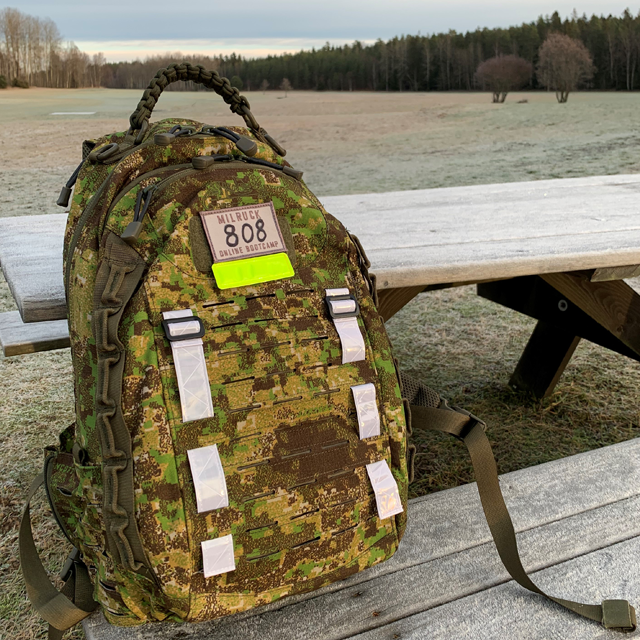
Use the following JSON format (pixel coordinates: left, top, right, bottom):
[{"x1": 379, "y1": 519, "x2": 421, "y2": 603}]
[{"x1": 6, "y1": 1, "x2": 639, "y2": 61}]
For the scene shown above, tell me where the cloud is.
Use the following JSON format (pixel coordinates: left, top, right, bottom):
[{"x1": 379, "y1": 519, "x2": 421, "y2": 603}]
[
  {"x1": 10, "y1": 0, "x2": 637, "y2": 50},
  {"x1": 75, "y1": 38, "x2": 374, "y2": 62}
]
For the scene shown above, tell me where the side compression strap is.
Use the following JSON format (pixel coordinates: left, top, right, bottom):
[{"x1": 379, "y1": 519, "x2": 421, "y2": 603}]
[
  {"x1": 409, "y1": 402, "x2": 637, "y2": 632},
  {"x1": 19, "y1": 474, "x2": 97, "y2": 639}
]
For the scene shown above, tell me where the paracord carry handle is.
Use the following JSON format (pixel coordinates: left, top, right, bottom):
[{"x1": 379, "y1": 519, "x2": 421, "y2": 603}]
[{"x1": 128, "y1": 62, "x2": 286, "y2": 156}]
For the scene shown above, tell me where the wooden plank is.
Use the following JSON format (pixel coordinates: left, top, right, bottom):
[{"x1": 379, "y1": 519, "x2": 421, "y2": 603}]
[
  {"x1": 9, "y1": 175, "x2": 640, "y2": 322},
  {"x1": 83, "y1": 438, "x2": 640, "y2": 640},
  {"x1": 357, "y1": 537, "x2": 640, "y2": 640},
  {"x1": 542, "y1": 272, "x2": 640, "y2": 356},
  {"x1": 327, "y1": 174, "x2": 640, "y2": 289},
  {"x1": 0, "y1": 310, "x2": 70, "y2": 356},
  {"x1": 378, "y1": 281, "x2": 502, "y2": 321},
  {"x1": 590, "y1": 264, "x2": 640, "y2": 282},
  {"x1": 509, "y1": 321, "x2": 581, "y2": 398},
  {"x1": 0, "y1": 214, "x2": 67, "y2": 322},
  {"x1": 377, "y1": 285, "x2": 426, "y2": 321}
]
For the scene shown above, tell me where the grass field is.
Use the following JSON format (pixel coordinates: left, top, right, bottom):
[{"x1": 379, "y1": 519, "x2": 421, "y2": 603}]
[{"x1": 1, "y1": 88, "x2": 640, "y2": 639}]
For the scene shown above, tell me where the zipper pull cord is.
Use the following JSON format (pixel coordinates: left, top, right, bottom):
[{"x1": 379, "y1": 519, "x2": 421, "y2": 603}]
[
  {"x1": 240, "y1": 155, "x2": 304, "y2": 181},
  {"x1": 57, "y1": 159, "x2": 85, "y2": 208},
  {"x1": 134, "y1": 184, "x2": 157, "y2": 222},
  {"x1": 199, "y1": 125, "x2": 258, "y2": 157},
  {"x1": 122, "y1": 184, "x2": 157, "y2": 246}
]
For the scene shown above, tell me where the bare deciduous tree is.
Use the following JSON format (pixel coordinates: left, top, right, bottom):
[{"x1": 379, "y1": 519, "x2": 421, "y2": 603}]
[
  {"x1": 536, "y1": 32, "x2": 595, "y2": 102},
  {"x1": 475, "y1": 54, "x2": 532, "y2": 102},
  {"x1": 280, "y1": 77, "x2": 292, "y2": 96},
  {"x1": 260, "y1": 78, "x2": 269, "y2": 94}
]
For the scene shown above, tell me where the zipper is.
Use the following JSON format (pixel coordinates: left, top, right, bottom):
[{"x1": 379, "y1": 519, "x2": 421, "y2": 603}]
[
  {"x1": 65, "y1": 175, "x2": 113, "y2": 296},
  {"x1": 67, "y1": 157, "x2": 299, "y2": 289},
  {"x1": 107, "y1": 164, "x2": 192, "y2": 217},
  {"x1": 119, "y1": 159, "x2": 274, "y2": 245},
  {"x1": 64, "y1": 138, "x2": 159, "y2": 293}
]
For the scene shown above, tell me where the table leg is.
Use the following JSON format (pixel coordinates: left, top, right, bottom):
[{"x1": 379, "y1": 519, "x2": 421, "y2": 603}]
[
  {"x1": 509, "y1": 321, "x2": 581, "y2": 397},
  {"x1": 478, "y1": 274, "x2": 640, "y2": 398},
  {"x1": 377, "y1": 285, "x2": 427, "y2": 322}
]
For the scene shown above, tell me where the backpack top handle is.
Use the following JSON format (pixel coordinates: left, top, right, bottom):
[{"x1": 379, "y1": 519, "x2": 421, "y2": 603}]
[{"x1": 128, "y1": 62, "x2": 286, "y2": 157}]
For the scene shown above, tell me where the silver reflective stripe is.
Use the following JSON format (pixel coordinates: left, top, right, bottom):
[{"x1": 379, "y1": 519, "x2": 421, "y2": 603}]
[
  {"x1": 366, "y1": 460, "x2": 404, "y2": 520},
  {"x1": 351, "y1": 383, "x2": 380, "y2": 439},
  {"x1": 187, "y1": 444, "x2": 229, "y2": 513},
  {"x1": 325, "y1": 288, "x2": 365, "y2": 364},
  {"x1": 201, "y1": 534, "x2": 236, "y2": 578},
  {"x1": 163, "y1": 309, "x2": 214, "y2": 423}
]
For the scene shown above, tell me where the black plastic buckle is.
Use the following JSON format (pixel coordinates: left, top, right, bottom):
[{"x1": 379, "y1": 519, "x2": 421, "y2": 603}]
[
  {"x1": 326, "y1": 293, "x2": 360, "y2": 319},
  {"x1": 60, "y1": 547, "x2": 81, "y2": 581},
  {"x1": 162, "y1": 315, "x2": 205, "y2": 342},
  {"x1": 451, "y1": 406, "x2": 487, "y2": 431}
]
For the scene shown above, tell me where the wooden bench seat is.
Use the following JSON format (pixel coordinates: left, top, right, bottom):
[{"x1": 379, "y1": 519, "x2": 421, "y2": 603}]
[
  {"x1": 83, "y1": 437, "x2": 640, "y2": 640},
  {"x1": 0, "y1": 310, "x2": 69, "y2": 356},
  {"x1": 0, "y1": 213, "x2": 67, "y2": 323}
]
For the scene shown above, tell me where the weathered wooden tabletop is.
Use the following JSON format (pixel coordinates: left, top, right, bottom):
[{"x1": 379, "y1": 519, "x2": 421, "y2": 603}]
[
  {"x1": 3, "y1": 174, "x2": 640, "y2": 323},
  {"x1": 84, "y1": 437, "x2": 640, "y2": 640}
]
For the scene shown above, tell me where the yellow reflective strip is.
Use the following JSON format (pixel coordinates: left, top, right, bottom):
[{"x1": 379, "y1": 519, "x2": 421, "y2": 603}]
[{"x1": 212, "y1": 253, "x2": 295, "y2": 290}]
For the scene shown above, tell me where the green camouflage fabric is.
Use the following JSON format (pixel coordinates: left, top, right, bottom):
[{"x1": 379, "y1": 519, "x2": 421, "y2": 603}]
[{"x1": 45, "y1": 116, "x2": 411, "y2": 626}]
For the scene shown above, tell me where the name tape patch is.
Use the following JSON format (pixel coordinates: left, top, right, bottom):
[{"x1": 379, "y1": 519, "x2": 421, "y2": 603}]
[{"x1": 199, "y1": 202, "x2": 287, "y2": 263}]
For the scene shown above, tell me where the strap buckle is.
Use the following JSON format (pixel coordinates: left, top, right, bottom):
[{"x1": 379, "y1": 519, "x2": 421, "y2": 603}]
[
  {"x1": 60, "y1": 547, "x2": 81, "y2": 582},
  {"x1": 326, "y1": 292, "x2": 360, "y2": 319},
  {"x1": 449, "y1": 404, "x2": 487, "y2": 438},
  {"x1": 162, "y1": 315, "x2": 206, "y2": 342}
]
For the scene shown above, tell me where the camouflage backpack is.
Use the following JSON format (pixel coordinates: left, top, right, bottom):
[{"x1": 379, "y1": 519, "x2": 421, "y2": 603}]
[{"x1": 20, "y1": 64, "x2": 636, "y2": 637}]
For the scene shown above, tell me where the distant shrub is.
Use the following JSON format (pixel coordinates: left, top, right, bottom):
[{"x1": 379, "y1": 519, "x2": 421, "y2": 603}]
[
  {"x1": 230, "y1": 75, "x2": 243, "y2": 90},
  {"x1": 475, "y1": 55, "x2": 532, "y2": 103},
  {"x1": 0, "y1": 75, "x2": 7, "y2": 89},
  {"x1": 536, "y1": 33, "x2": 595, "y2": 103},
  {"x1": 11, "y1": 77, "x2": 29, "y2": 88},
  {"x1": 280, "y1": 77, "x2": 292, "y2": 96}
]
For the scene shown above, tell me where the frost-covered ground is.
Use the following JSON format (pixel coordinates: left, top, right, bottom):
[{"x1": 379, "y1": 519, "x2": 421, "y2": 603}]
[
  {"x1": 2, "y1": 88, "x2": 640, "y2": 639},
  {"x1": 2, "y1": 88, "x2": 640, "y2": 218}
]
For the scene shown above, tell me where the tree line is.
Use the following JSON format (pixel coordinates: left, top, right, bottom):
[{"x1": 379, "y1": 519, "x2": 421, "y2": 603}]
[
  {"x1": 3, "y1": 7, "x2": 640, "y2": 92},
  {"x1": 0, "y1": 8, "x2": 104, "y2": 88}
]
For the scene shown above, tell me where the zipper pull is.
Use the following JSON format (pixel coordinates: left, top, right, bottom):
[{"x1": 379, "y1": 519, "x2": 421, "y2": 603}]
[
  {"x1": 57, "y1": 159, "x2": 85, "y2": 207},
  {"x1": 199, "y1": 126, "x2": 258, "y2": 157},
  {"x1": 121, "y1": 184, "x2": 157, "y2": 246}
]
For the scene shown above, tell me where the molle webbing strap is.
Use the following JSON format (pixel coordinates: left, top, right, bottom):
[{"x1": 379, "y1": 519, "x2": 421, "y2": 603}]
[
  {"x1": 405, "y1": 376, "x2": 636, "y2": 632},
  {"x1": 163, "y1": 309, "x2": 215, "y2": 423},
  {"x1": 325, "y1": 288, "x2": 366, "y2": 364},
  {"x1": 19, "y1": 474, "x2": 97, "y2": 637},
  {"x1": 92, "y1": 233, "x2": 151, "y2": 577}
]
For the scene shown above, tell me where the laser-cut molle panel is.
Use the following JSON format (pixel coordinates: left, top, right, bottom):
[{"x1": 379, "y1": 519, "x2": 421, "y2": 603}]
[
  {"x1": 135, "y1": 170, "x2": 403, "y2": 621},
  {"x1": 192, "y1": 494, "x2": 390, "y2": 595}
]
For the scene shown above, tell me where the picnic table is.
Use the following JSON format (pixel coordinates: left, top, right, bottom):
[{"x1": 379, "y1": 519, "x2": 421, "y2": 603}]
[{"x1": 3, "y1": 173, "x2": 640, "y2": 398}]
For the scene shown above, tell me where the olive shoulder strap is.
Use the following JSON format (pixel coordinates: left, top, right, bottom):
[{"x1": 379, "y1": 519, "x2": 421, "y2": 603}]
[
  {"x1": 402, "y1": 374, "x2": 636, "y2": 633},
  {"x1": 20, "y1": 474, "x2": 97, "y2": 640}
]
